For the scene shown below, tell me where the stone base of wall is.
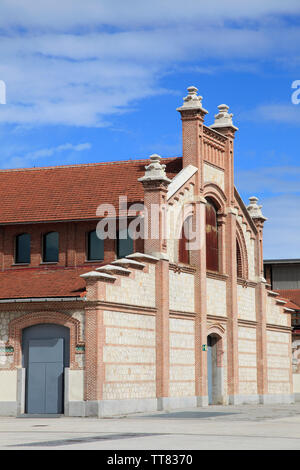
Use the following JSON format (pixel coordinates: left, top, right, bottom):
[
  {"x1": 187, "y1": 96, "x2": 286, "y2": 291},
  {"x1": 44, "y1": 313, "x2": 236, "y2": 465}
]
[
  {"x1": 0, "y1": 402, "x2": 17, "y2": 416},
  {"x1": 158, "y1": 396, "x2": 198, "y2": 411},
  {"x1": 85, "y1": 398, "x2": 158, "y2": 418},
  {"x1": 259, "y1": 394, "x2": 294, "y2": 405},
  {"x1": 294, "y1": 393, "x2": 300, "y2": 402},
  {"x1": 229, "y1": 394, "x2": 260, "y2": 405},
  {"x1": 68, "y1": 396, "x2": 205, "y2": 417}
]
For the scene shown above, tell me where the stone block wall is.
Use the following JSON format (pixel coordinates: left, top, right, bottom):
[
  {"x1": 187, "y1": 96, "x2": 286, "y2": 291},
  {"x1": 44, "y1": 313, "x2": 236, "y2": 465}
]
[
  {"x1": 169, "y1": 318, "x2": 195, "y2": 397},
  {"x1": 102, "y1": 310, "x2": 156, "y2": 400},
  {"x1": 169, "y1": 270, "x2": 194, "y2": 313},
  {"x1": 106, "y1": 264, "x2": 156, "y2": 308},
  {"x1": 203, "y1": 163, "x2": 225, "y2": 191},
  {"x1": 207, "y1": 278, "x2": 227, "y2": 317},
  {"x1": 238, "y1": 326, "x2": 258, "y2": 395},
  {"x1": 237, "y1": 286, "x2": 256, "y2": 321},
  {"x1": 266, "y1": 330, "x2": 291, "y2": 394}
]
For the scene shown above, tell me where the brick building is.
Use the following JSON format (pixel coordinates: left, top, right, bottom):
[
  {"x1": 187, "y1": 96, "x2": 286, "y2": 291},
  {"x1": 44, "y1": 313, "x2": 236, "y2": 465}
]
[
  {"x1": 264, "y1": 259, "x2": 300, "y2": 400},
  {"x1": 0, "y1": 87, "x2": 294, "y2": 417}
]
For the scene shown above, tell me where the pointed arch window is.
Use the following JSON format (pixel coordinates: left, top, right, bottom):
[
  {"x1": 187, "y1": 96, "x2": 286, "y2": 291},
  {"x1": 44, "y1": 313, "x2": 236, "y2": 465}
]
[
  {"x1": 179, "y1": 216, "x2": 192, "y2": 264},
  {"x1": 236, "y1": 239, "x2": 243, "y2": 278},
  {"x1": 15, "y1": 233, "x2": 31, "y2": 264},
  {"x1": 206, "y1": 200, "x2": 219, "y2": 272},
  {"x1": 43, "y1": 232, "x2": 59, "y2": 263}
]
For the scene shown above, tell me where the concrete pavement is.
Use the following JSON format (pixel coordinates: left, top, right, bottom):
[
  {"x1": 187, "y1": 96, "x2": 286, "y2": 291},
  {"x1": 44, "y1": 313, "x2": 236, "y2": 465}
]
[{"x1": 1, "y1": 403, "x2": 300, "y2": 450}]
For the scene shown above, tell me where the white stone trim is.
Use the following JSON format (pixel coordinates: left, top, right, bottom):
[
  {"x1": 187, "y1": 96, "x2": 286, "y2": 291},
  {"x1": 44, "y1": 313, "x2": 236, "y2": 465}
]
[{"x1": 167, "y1": 165, "x2": 198, "y2": 201}]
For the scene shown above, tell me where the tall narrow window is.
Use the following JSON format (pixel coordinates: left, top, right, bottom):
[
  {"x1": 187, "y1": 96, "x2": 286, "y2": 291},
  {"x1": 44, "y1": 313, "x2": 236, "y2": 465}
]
[
  {"x1": 43, "y1": 232, "x2": 59, "y2": 262},
  {"x1": 117, "y1": 228, "x2": 134, "y2": 258},
  {"x1": 179, "y1": 216, "x2": 191, "y2": 264},
  {"x1": 206, "y1": 200, "x2": 218, "y2": 272},
  {"x1": 87, "y1": 230, "x2": 104, "y2": 261},
  {"x1": 236, "y1": 239, "x2": 243, "y2": 278},
  {"x1": 15, "y1": 233, "x2": 31, "y2": 264}
]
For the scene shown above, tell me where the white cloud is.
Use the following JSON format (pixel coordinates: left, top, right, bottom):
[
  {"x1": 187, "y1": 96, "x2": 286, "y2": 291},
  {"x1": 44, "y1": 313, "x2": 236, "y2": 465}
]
[
  {"x1": 242, "y1": 104, "x2": 300, "y2": 125},
  {"x1": 0, "y1": 1, "x2": 299, "y2": 126},
  {"x1": 236, "y1": 166, "x2": 300, "y2": 194},
  {"x1": 0, "y1": 142, "x2": 92, "y2": 169},
  {"x1": 236, "y1": 165, "x2": 300, "y2": 258},
  {"x1": 0, "y1": 1, "x2": 299, "y2": 30},
  {"x1": 261, "y1": 195, "x2": 300, "y2": 258}
]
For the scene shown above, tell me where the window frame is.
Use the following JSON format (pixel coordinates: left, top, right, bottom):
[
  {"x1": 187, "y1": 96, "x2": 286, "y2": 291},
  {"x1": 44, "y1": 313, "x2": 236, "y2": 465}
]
[
  {"x1": 86, "y1": 229, "x2": 105, "y2": 262},
  {"x1": 15, "y1": 233, "x2": 31, "y2": 265},
  {"x1": 42, "y1": 231, "x2": 59, "y2": 263}
]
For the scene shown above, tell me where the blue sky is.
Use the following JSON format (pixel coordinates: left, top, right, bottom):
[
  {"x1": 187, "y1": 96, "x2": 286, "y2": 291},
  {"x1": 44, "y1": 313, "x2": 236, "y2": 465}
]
[{"x1": 0, "y1": 0, "x2": 299, "y2": 258}]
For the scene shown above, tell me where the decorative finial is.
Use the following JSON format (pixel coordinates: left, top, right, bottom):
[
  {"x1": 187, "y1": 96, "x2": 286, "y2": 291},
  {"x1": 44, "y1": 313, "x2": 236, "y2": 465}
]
[
  {"x1": 176, "y1": 86, "x2": 208, "y2": 114},
  {"x1": 210, "y1": 104, "x2": 238, "y2": 131},
  {"x1": 247, "y1": 196, "x2": 267, "y2": 221},
  {"x1": 138, "y1": 154, "x2": 171, "y2": 184}
]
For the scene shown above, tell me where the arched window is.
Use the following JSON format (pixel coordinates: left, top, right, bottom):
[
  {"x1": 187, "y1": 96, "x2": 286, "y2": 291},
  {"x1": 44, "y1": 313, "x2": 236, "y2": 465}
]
[
  {"x1": 87, "y1": 230, "x2": 104, "y2": 261},
  {"x1": 179, "y1": 216, "x2": 191, "y2": 264},
  {"x1": 43, "y1": 232, "x2": 59, "y2": 262},
  {"x1": 117, "y1": 228, "x2": 134, "y2": 258},
  {"x1": 206, "y1": 200, "x2": 219, "y2": 272},
  {"x1": 15, "y1": 233, "x2": 31, "y2": 264},
  {"x1": 236, "y1": 239, "x2": 243, "y2": 278}
]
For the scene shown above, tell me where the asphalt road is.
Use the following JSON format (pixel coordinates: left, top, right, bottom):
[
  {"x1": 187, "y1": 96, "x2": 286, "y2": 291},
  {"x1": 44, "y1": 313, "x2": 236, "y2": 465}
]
[{"x1": 1, "y1": 403, "x2": 300, "y2": 450}]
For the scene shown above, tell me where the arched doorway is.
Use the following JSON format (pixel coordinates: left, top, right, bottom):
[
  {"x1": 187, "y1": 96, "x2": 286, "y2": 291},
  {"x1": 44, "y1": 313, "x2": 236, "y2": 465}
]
[
  {"x1": 22, "y1": 324, "x2": 70, "y2": 414},
  {"x1": 207, "y1": 333, "x2": 223, "y2": 405}
]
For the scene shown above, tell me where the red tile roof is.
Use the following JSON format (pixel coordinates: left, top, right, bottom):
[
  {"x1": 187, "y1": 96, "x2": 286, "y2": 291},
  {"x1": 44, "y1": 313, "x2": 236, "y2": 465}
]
[
  {"x1": 276, "y1": 290, "x2": 300, "y2": 310},
  {"x1": 0, "y1": 265, "x2": 102, "y2": 299},
  {"x1": 0, "y1": 157, "x2": 182, "y2": 224}
]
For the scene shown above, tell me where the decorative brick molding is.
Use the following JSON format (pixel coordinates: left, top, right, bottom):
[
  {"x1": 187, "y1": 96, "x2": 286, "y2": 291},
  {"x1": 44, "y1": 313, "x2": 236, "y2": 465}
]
[
  {"x1": 204, "y1": 182, "x2": 227, "y2": 208},
  {"x1": 207, "y1": 323, "x2": 225, "y2": 367},
  {"x1": 236, "y1": 221, "x2": 249, "y2": 280},
  {"x1": 7, "y1": 311, "x2": 84, "y2": 369}
]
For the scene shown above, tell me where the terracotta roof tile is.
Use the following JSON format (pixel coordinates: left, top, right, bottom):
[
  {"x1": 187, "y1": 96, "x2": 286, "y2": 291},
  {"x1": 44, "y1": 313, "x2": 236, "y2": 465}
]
[
  {"x1": 0, "y1": 157, "x2": 182, "y2": 224},
  {"x1": 276, "y1": 289, "x2": 300, "y2": 310},
  {"x1": 0, "y1": 266, "x2": 101, "y2": 299}
]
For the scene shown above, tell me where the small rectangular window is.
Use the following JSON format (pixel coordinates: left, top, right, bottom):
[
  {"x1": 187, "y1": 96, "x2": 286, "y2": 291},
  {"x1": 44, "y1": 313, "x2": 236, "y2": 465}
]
[
  {"x1": 43, "y1": 232, "x2": 59, "y2": 262},
  {"x1": 87, "y1": 230, "x2": 104, "y2": 261},
  {"x1": 15, "y1": 233, "x2": 31, "y2": 264},
  {"x1": 117, "y1": 228, "x2": 134, "y2": 258}
]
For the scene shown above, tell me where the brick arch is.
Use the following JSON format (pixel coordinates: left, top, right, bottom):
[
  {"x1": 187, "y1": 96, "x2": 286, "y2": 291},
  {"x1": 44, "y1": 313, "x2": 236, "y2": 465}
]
[
  {"x1": 203, "y1": 183, "x2": 227, "y2": 213},
  {"x1": 8, "y1": 311, "x2": 83, "y2": 369},
  {"x1": 207, "y1": 324, "x2": 225, "y2": 367},
  {"x1": 236, "y1": 222, "x2": 249, "y2": 280}
]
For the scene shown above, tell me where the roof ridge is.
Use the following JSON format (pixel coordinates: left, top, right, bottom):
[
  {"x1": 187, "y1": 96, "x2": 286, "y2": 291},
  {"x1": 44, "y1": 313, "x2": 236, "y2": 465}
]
[{"x1": 0, "y1": 156, "x2": 180, "y2": 173}]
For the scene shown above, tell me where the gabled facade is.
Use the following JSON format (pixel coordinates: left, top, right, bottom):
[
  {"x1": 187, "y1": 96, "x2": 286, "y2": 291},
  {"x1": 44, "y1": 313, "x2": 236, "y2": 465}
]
[{"x1": 0, "y1": 87, "x2": 293, "y2": 417}]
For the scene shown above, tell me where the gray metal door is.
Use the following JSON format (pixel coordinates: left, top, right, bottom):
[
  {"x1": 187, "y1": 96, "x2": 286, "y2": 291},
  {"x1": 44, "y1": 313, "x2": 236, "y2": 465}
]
[
  {"x1": 27, "y1": 338, "x2": 64, "y2": 414},
  {"x1": 23, "y1": 324, "x2": 70, "y2": 415},
  {"x1": 207, "y1": 336, "x2": 213, "y2": 405}
]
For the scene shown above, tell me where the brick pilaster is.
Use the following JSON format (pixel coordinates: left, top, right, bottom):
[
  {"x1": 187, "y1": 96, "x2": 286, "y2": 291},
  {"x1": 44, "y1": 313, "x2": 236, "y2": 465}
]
[
  {"x1": 226, "y1": 208, "x2": 239, "y2": 401},
  {"x1": 190, "y1": 198, "x2": 208, "y2": 405},
  {"x1": 155, "y1": 259, "x2": 170, "y2": 407}
]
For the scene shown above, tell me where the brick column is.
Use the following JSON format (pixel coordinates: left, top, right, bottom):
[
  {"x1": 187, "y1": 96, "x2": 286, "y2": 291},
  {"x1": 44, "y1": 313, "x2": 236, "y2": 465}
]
[
  {"x1": 247, "y1": 197, "x2": 268, "y2": 402},
  {"x1": 80, "y1": 273, "x2": 111, "y2": 417},
  {"x1": 192, "y1": 197, "x2": 208, "y2": 405},
  {"x1": 138, "y1": 154, "x2": 171, "y2": 259},
  {"x1": 226, "y1": 207, "x2": 239, "y2": 402},
  {"x1": 177, "y1": 87, "x2": 209, "y2": 405},
  {"x1": 210, "y1": 105, "x2": 239, "y2": 403},
  {"x1": 139, "y1": 154, "x2": 171, "y2": 409},
  {"x1": 156, "y1": 259, "x2": 170, "y2": 409},
  {"x1": 176, "y1": 86, "x2": 208, "y2": 193},
  {"x1": 84, "y1": 307, "x2": 105, "y2": 407}
]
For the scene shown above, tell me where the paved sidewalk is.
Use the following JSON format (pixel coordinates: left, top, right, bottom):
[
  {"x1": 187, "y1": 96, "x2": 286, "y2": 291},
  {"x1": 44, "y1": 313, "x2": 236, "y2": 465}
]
[{"x1": 1, "y1": 403, "x2": 300, "y2": 450}]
